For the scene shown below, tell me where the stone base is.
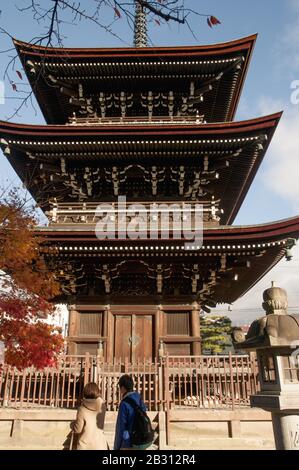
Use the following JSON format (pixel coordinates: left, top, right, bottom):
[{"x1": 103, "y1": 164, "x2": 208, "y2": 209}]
[
  {"x1": 272, "y1": 412, "x2": 299, "y2": 450},
  {"x1": 251, "y1": 392, "x2": 299, "y2": 411}
]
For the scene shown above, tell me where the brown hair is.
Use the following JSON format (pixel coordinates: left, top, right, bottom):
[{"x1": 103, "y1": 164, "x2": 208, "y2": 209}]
[{"x1": 83, "y1": 382, "x2": 100, "y2": 399}]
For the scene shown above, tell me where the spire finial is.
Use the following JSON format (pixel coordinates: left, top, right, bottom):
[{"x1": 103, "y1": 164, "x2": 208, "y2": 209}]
[{"x1": 134, "y1": 1, "x2": 148, "y2": 47}]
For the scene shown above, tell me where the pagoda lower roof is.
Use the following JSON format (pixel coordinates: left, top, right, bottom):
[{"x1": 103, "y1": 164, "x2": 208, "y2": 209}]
[
  {"x1": 0, "y1": 113, "x2": 281, "y2": 225},
  {"x1": 35, "y1": 216, "x2": 299, "y2": 304},
  {"x1": 35, "y1": 216, "x2": 299, "y2": 244},
  {"x1": 13, "y1": 35, "x2": 256, "y2": 124}
]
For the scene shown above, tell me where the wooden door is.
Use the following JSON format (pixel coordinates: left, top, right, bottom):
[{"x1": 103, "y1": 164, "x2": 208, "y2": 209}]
[
  {"x1": 114, "y1": 315, "x2": 131, "y2": 360},
  {"x1": 133, "y1": 315, "x2": 153, "y2": 361},
  {"x1": 113, "y1": 314, "x2": 153, "y2": 362}
]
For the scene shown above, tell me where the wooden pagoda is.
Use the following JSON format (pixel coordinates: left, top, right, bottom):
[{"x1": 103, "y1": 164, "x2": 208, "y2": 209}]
[{"x1": 1, "y1": 31, "x2": 299, "y2": 361}]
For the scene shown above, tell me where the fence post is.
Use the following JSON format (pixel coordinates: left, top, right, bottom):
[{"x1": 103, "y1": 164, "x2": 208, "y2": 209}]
[
  {"x1": 164, "y1": 354, "x2": 170, "y2": 445},
  {"x1": 20, "y1": 369, "x2": 27, "y2": 407},
  {"x1": 158, "y1": 357, "x2": 163, "y2": 411},
  {"x1": 3, "y1": 365, "x2": 11, "y2": 406},
  {"x1": 250, "y1": 351, "x2": 258, "y2": 394},
  {"x1": 124, "y1": 357, "x2": 129, "y2": 374},
  {"x1": 229, "y1": 352, "x2": 235, "y2": 410}
]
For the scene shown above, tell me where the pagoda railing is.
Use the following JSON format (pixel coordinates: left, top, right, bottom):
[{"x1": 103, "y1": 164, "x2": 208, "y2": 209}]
[
  {"x1": 46, "y1": 200, "x2": 222, "y2": 225},
  {"x1": 0, "y1": 354, "x2": 259, "y2": 411},
  {"x1": 68, "y1": 114, "x2": 205, "y2": 126}
]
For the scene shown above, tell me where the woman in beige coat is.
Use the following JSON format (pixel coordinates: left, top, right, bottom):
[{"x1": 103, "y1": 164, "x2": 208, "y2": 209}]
[{"x1": 72, "y1": 382, "x2": 108, "y2": 450}]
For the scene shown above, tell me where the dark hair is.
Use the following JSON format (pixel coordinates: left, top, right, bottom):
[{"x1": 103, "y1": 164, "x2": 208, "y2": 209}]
[
  {"x1": 83, "y1": 382, "x2": 100, "y2": 399},
  {"x1": 118, "y1": 374, "x2": 134, "y2": 392}
]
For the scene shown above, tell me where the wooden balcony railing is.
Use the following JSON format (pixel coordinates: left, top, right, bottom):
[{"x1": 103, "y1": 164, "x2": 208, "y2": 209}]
[
  {"x1": 46, "y1": 200, "x2": 222, "y2": 225},
  {"x1": 68, "y1": 115, "x2": 205, "y2": 126}
]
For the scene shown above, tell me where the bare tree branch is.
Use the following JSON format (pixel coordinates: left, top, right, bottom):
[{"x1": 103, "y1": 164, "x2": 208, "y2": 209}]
[
  {"x1": 0, "y1": 1, "x2": 220, "y2": 119},
  {"x1": 137, "y1": 0, "x2": 185, "y2": 24}
]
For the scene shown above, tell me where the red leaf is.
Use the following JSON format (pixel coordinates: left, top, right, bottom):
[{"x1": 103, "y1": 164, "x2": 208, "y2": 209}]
[
  {"x1": 210, "y1": 16, "x2": 221, "y2": 25},
  {"x1": 11, "y1": 83, "x2": 17, "y2": 91},
  {"x1": 155, "y1": 19, "x2": 161, "y2": 26},
  {"x1": 207, "y1": 18, "x2": 212, "y2": 28},
  {"x1": 114, "y1": 7, "x2": 121, "y2": 18},
  {"x1": 16, "y1": 70, "x2": 22, "y2": 80}
]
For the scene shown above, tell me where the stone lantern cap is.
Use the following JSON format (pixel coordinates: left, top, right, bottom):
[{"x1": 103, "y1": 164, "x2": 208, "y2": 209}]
[{"x1": 232, "y1": 282, "x2": 299, "y2": 350}]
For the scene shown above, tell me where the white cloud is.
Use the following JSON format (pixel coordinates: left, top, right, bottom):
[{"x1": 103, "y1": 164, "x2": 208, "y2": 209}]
[
  {"x1": 214, "y1": 0, "x2": 299, "y2": 325},
  {"x1": 218, "y1": 243, "x2": 299, "y2": 325},
  {"x1": 257, "y1": 97, "x2": 299, "y2": 212},
  {"x1": 277, "y1": 0, "x2": 299, "y2": 71},
  {"x1": 215, "y1": 99, "x2": 299, "y2": 324}
]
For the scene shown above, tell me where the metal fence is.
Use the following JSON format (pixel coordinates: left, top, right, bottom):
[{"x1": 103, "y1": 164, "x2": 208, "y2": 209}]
[{"x1": 0, "y1": 353, "x2": 259, "y2": 411}]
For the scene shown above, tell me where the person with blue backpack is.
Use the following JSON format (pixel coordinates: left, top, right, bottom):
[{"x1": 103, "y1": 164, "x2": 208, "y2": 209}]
[{"x1": 114, "y1": 374, "x2": 154, "y2": 450}]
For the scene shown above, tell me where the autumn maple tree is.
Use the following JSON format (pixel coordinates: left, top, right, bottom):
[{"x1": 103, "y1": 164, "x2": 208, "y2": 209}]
[{"x1": 0, "y1": 188, "x2": 63, "y2": 369}]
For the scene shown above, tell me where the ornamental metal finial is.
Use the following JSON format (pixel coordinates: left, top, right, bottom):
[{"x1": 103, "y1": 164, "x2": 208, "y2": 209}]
[{"x1": 134, "y1": 1, "x2": 148, "y2": 47}]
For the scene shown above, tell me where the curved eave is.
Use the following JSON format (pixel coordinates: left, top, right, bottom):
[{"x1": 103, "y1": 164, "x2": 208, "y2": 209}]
[
  {"x1": 13, "y1": 34, "x2": 257, "y2": 59},
  {"x1": 13, "y1": 35, "x2": 256, "y2": 124},
  {"x1": 34, "y1": 216, "x2": 299, "y2": 304},
  {"x1": 34, "y1": 216, "x2": 299, "y2": 242},
  {"x1": 0, "y1": 113, "x2": 282, "y2": 225},
  {"x1": 0, "y1": 112, "x2": 281, "y2": 137}
]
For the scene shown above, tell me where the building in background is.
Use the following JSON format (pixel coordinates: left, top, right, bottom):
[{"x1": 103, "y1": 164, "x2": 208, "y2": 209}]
[{"x1": 46, "y1": 304, "x2": 69, "y2": 339}]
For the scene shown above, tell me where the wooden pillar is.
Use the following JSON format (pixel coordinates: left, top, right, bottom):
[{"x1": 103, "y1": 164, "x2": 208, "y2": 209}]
[
  {"x1": 106, "y1": 304, "x2": 113, "y2": 362},
  {"x1": 191, "y1": 302, "x2": 201, "y2": 355},
  {"x1": 155, "y1": 305, "x2": 162, "y2": 359},
  {"x1": 131, "y1": 314, "x2": 136, "y2": 363},
  {"x1": 67, "y1": 305, "x2": 77, "y2": 355},
  {"x1": 103, "y1": 305, "x2": 109, "y2": 360}
]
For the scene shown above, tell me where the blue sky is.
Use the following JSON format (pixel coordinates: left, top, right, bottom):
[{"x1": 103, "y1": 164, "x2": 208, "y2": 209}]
[{"x1": 0, "y1": 0, "x2": 298, "y2": 323}]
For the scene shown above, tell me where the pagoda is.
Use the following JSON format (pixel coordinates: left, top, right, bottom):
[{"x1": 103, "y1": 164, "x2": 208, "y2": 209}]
[{"x1": 1, "y1": 9, "x2": 299, "y2": 361}]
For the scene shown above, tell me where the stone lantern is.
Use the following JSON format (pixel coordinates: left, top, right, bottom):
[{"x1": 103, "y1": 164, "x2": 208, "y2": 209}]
[{"x1": 232, "y1": 282, "x2": 299, "y2": 450}]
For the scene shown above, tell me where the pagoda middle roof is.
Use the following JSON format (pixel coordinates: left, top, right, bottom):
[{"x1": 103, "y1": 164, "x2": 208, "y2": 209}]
[
  {"x1": 0, "y1": 112, "x2": 281, "y2": 225},
  {"x1": 35, "y1": 216, "x2": 299, "y2": 304},
  {"x1": 13, "y1": 35, "x2": 256, "y2": 124}
]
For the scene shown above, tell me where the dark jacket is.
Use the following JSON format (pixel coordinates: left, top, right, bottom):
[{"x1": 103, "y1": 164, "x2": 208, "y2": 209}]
[{"x1": 114, "y1": 391, "x2": 146, "y2": 450}]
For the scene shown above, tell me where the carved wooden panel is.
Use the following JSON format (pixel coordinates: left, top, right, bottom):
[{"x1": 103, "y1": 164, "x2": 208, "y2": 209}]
[
  {"x1": 78, "y1": 312, "x2": 103, "y2": 336},
  {"x1": 166, "y1": 312, "x2": 190, "y2": 336}
]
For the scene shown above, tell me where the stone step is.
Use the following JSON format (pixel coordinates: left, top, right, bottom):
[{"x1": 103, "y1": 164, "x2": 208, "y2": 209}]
[
  {"x1": 167, "y1": 437, "x2": 275, "y2": 450},
  {"x1": 103, "y1": 429, "x2": 159, "y2": 451}
]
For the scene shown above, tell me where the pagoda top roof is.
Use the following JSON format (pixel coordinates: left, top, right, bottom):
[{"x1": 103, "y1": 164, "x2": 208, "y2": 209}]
[
  {"x1": 0, "y1": 112, "x2": 281, "y2": 225},
  {"x1": 13, "y1": 34, "x2": 257, "y2": 124},
  {"x1": 14, "y1": 34, "x2": 257, "y2": 58},
  {"x1": 34, "y1": 216, "x2": 299, "y2": 304}
]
